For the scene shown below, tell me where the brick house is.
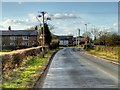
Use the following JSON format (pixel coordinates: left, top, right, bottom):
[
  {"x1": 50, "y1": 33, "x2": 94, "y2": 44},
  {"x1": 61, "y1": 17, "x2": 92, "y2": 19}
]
[{"x1": 0, "y1": 30, "x2": 38, "y2": 49}]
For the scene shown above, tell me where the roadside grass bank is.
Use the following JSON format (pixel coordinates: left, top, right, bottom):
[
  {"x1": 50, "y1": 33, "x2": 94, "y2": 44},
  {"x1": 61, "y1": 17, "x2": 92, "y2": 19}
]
[
  {"x1": 73, "y1": 45, "x2": 119, "y2": 64},
  {"x1": 2, "y1": 48, "x2": 60, "y2": 88},
  {"x1": 87, "y1": 49, "x2": 118, "y2": 60},
  {"x1": 85, "y1": 46, "x2": 120, "y2": 64}
]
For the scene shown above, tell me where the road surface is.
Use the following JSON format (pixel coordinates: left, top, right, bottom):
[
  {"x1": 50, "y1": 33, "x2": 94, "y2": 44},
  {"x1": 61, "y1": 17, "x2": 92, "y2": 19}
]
[{"x1": 39, "y1": 47, "x2": 118, "y2": 88}]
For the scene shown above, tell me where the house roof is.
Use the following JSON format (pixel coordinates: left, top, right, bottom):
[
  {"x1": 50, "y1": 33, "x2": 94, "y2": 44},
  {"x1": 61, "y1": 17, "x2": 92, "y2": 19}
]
[{"x1": 0, "y1": 30, "x2": 38, "y2": 36}]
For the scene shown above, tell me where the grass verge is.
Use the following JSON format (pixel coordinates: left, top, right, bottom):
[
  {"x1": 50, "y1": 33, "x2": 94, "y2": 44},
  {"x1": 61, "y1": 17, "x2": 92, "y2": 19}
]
[
  {"x1": 87, "y1": 49, "x2": 118, "y2": 60},
  {"x1": 2, "y1": 48, "x2": 59, "y2": 88}
]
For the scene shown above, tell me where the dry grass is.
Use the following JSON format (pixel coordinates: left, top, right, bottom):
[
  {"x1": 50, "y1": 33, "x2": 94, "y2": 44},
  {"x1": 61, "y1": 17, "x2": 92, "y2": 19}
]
[{"x1": 89, "y1": 49, "x2": 118, "y2": 60}]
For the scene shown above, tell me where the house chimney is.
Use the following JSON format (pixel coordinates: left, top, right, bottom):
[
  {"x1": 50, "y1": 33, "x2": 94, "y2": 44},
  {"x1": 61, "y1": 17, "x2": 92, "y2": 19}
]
[{"x1": 8, "y1": 26, "x2": 11, "y2": 31}]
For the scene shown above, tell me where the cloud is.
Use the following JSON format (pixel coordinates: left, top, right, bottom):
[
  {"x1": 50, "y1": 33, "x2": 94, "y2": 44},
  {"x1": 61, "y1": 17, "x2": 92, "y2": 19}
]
[
  {"x1": 28, "y1": 13, "x2": 79, "y2": 22},
  {"x1": 113, "y1": 22, "x2": 118, "y2": 27},
  {"x1": 1, "y1": 13, "x2": 43, "y2": 30},
  {"x1": 98, "y1": 26, "x2": 110, "y2": 31},
  {"x1": 1, "y1": 17, "x2": 37, "y2": 30},
  {"x1": 96, "y1": 25, "x2": 117, "y2": 33},
  {"x1": 42, "y1": 13, "x2": 78, "y2": 20},
  {"x1": 28, "y1": 13, "x2": 38, "y2": 22},
  {"x1": 2, "y1": 18, "x2": 30, "y2": 26},
  {"x1": 52, "y1": 13, "x2": 78, "y2": 19}
]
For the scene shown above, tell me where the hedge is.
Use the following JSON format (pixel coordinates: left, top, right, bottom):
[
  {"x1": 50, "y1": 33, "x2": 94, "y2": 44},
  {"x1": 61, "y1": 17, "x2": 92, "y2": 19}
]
[{"x1": 1, "y1": 46, "x2": 47, "y2": 77}]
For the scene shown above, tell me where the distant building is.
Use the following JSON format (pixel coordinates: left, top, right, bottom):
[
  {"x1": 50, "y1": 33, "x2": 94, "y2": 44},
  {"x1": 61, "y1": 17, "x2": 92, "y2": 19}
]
[
  {"x1": 73, "y1": 36, "x2": 86, "y2": 45},
  {"x1": 57, "y1": 35, "x2": 73, "y2": 46},
  {"x1": 0, "y1": 29, "x2": 38, "y2": 49}
]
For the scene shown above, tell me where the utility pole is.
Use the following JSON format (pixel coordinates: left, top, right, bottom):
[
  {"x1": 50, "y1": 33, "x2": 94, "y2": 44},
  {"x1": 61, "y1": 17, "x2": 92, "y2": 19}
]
[
  {"x1": 76, "y1": 33, "x2": 77, "y2": 46},
  {"x1": 78, "y1": 29, "x2": 80, "y2": 46},
  {"x1": 41, "y1": 11, "x2": 46, "y2": 58},
  {"x1": 37, "y1": 11, "x2": 51, "y2": 57},
  {"x1": 85, "y1": 24, "x2": 87, "y2": 37},
  {"x1": 37, "y1": 11, "x2": 46, "y2": 58},
  {"x1": 41, "y1": 12, "x2": 45, "y2": 49},
  {"x1": 84, "y1": 23, "x2": 90, "y2": 49}
]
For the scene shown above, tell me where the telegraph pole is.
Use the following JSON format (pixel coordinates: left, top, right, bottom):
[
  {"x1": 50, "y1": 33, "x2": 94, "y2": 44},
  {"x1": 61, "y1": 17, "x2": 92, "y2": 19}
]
[
  {"x1": 85, "y1": 24, "x2": 87, "y2": 37},
  {"x1": 78, "y1": 29, "x2": 80, "y2": 46},
  {"x1": 37, "y1": 11, "x2": 46, "y2": 58},
  {"x1": 41, "y1": 11, "x2": 46, "y2": 58},
  {"x1": 41, "y1": 12, "x2": 45, "y2": 49},
  {"x1": 76, "y1": 33, "x2": 77, "y2": 46},
  {"x1": 84, "y1": 23, "x2": 89, "y2": 49}
]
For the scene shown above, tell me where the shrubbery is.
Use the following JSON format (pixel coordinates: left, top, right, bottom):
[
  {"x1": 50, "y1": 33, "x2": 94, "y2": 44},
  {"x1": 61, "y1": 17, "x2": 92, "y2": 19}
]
[
  {"x1": 2, "y1": 46, "x2": 43, "y2": 76},
  {"x1": 49, "y1": 42, "x2": 59, "y2": 50},
  {"x1": 94, "y1": 33, "x2": 120, "y2": 46}
]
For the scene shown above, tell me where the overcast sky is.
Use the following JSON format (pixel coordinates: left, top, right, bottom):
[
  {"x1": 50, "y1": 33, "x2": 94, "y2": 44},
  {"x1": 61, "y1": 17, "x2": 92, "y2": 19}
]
[{"x1": 0, "y1": 1, "x2": 118, "y2": 36}]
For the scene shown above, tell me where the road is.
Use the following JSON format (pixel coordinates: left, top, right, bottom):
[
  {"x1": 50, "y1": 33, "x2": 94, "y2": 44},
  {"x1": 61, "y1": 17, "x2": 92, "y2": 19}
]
[{"x1": 39, "y1": 47, "x2": 118, "y2": 88}]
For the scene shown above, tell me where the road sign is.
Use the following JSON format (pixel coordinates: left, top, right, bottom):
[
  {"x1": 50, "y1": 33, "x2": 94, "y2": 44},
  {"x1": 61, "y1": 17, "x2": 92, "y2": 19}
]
[{"x1": 39, "y1": 34, "x2": 44, "y2": 40}]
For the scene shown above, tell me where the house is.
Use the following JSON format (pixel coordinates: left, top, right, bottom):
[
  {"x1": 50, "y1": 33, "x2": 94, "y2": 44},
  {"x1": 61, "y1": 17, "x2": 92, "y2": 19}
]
[
  {"x1": 0, "y1": 29, "x2": 38, "y2": 49},
  {"x1": 73, "y1": 36, "x2": 86, "y2": 45},
  {"x1": 57, "y1": 35, "x2": 73, "y2": 46}
]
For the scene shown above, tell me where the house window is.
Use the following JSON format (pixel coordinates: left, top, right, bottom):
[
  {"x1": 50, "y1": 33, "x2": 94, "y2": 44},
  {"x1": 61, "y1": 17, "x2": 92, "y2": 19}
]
[
  {"x1": 22, "y1": 42, "x2": 29, "y2": 46},
  {"x1": 10, "y1": 36, "x2": 16, "y2": 40},
  {"x1": 10, "y1": 42, "x2": 15, "y2": 46},
  {"x1": 22, "y1": 36, "x2": 29, "y2": 40}
]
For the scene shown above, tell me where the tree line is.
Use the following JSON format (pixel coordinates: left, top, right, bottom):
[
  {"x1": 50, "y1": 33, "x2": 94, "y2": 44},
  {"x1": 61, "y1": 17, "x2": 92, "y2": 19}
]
[{"x1": 82, "y1": 28, "x2": 120, "y2": 46}]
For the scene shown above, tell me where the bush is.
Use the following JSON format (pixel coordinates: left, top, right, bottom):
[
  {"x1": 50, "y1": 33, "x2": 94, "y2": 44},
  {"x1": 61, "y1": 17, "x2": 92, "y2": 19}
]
[
  {"x1": 12, "y1": 52, "x2": 25, "y2": 68},
  {"x1": 2, "y1": 46, "x2": 44, "y2": 77},
  {"x1": 50, "y1": 42, "x2": 59, "y2": 50},
  {"x1": 2, "y1": 54, "x2": 12, "y2": 72},
  {"x1": 95, "y1": 33, "x2": 120, "y2": 46}
]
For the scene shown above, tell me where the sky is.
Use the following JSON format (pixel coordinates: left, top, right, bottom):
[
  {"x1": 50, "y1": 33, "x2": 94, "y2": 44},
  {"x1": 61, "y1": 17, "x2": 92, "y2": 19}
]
[{"x1": 0, "y1": 2, "x2": 118, "y2": 36}]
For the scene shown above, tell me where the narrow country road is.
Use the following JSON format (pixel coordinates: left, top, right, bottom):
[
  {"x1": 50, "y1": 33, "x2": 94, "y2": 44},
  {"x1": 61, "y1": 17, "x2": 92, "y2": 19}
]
[{"x1": 38, "y1": 47, "x2": 118, "y2": 88}]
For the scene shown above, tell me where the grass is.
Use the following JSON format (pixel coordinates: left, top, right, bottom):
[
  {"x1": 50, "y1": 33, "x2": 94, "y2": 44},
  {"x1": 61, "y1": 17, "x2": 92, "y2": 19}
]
[
  {"x1": 88, "y1": 49, "x2": 118, "y2": 60},
  {"x1": 2, "y1": 49, "x2": 59, "y2": 88},
  {"x1": 73, "y1": 45, "x2": 119, "y2": 60},
  {"x1": 71, "y1": 45, "x2": 119, "y2": 61}
]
